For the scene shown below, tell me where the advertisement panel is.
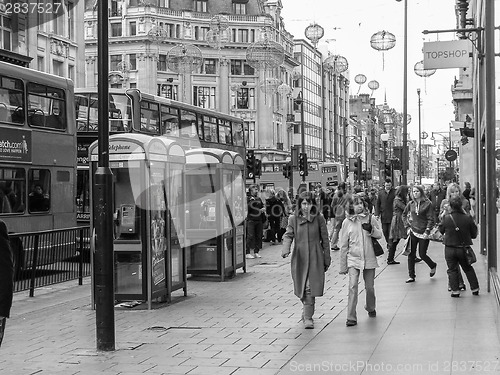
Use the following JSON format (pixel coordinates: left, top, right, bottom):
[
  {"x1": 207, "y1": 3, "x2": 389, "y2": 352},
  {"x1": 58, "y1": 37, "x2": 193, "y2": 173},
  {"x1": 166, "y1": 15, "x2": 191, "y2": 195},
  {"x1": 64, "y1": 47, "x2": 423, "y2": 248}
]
[{"x1": 0, "y1": 128, "x2": 32, "y2": 163}]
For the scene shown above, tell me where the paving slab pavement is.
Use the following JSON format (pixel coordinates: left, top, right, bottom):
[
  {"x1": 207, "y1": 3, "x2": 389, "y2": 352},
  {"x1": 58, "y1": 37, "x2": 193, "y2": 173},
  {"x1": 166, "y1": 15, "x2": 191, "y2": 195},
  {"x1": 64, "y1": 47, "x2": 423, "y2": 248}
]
[{"x1": 1, "y1": 238, "x2": 499, "y2": 375}]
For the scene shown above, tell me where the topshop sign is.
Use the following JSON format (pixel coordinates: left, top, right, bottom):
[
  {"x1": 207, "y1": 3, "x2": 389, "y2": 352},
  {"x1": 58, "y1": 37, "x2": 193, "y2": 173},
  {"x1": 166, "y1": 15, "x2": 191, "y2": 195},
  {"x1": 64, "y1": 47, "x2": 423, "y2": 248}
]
[{"x1": 423, "y1": 40, "x2": 472, "y2": 69}]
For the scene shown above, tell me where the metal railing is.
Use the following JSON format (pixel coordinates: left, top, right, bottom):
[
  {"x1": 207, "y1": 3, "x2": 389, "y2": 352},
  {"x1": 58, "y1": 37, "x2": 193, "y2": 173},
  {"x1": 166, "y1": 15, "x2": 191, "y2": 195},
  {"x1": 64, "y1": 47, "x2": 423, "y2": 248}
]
[{"x1": 10, "y1": 226, "x2": 91, "y2": 296}]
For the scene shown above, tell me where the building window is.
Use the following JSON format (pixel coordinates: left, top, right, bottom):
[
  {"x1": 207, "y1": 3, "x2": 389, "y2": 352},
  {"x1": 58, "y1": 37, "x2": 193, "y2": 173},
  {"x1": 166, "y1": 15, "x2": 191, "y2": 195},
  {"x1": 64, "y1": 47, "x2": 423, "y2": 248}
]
[
  {"x1": 245, "y1": 121, "x2": 255, "y2": 148},
  {"x1": 129, "y1": 21, "x2": 136, "y2": 36},
  {"x1": 37, "y1": 56, "x2": 44, "y2": 72},
  {"x1": 158, "y1": 0, "x2": 170, "y2": 7},
  {"x1": 157, "y1": 84, "x2": 178, "y2": 100},
  {"x1": 51, "y1": 0, "x2": 64, "y2": 36},
  {"x1": 68, "y1": 1, "x2": 74, "y2": 39},
  {"x1": 129, "y1": 54, "x2": 137, "y2": 70},
  {"x1": 202, "y1": 59, "x2": 216, "y2": 74},
  {"x1": 193, "y1": 0, "x2": 207, "y2": 12},
  {"x1": 238, "y1": 29, "x2": 248, "y2": 43},
  {"x1": 237, "y1": 88, "x2": 248, "y2": 109},
  {"x1": 230, "y1": 60, "x2": 255, "y2": 76},
  {"x1": 110, "y1": 55, "x2": 121, "y2": 71},
  {"x1": 233, "y1": 3, "x2": 246, "y2": 14},
  {"x1": 0, "y1": 15, "x2": 12, "y2": 50},
  {"x1": 111, "y1": 22, "x2": 122, "y2": 37},
  {"x1": 194, "y1": 86, "x2": 216, "y2": 110},
  {"x1": 158, "y1": 54, "x2": 167, "y2": 71},
  {"x1": 53, "y1": 60, "x2": 63, "y2": 77},
  {"x1": 68, "y1": 65, "x2": 75, "y2": 81}
]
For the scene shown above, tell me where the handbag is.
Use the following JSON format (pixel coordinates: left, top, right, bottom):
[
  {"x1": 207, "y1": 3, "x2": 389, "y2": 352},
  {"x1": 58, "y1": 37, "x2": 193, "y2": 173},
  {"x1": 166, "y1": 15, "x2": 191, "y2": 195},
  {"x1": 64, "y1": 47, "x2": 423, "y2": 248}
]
[
  {"x1": 464, "y1": 246, "x2": 477, "y2": 265},
  {"x1": 401, "y1": 235, "x2": 411, "y2": 256},
  {"x1": 428, "y1": 225, "x2": 443, "y2": 242},
  {"x1": 449, "y1": 214, "x2": 477, "y2": 265},
  {"x1": 368, "y1": 214, "x2": 384, "y2": 256}
]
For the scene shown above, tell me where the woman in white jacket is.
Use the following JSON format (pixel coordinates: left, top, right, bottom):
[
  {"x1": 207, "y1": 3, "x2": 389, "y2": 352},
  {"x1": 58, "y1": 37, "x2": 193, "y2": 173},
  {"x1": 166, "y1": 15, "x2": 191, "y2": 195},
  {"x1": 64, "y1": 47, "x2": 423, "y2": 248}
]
[{"x1": 339, "y1": 195, "x2": 383, "y2": 327}]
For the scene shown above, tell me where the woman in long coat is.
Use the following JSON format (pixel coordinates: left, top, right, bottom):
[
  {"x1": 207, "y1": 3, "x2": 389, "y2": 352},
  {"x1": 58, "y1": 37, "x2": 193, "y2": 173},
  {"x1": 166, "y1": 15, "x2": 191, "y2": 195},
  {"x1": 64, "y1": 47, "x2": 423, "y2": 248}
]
[
  {"x1": 387, "y1": 185, "x2": 410, "y2": 265},
  {"x1": 282, "y1": 192, "x2": 331, "y2": 329},
  {"x1": 0, "y1": 220, "x2": 14, "y2": 347}
]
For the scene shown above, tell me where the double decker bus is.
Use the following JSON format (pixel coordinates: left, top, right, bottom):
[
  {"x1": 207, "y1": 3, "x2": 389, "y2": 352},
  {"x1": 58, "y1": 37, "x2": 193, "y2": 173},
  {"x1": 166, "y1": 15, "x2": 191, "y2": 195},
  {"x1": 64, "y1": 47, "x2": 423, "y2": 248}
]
[
  {"x1": 0, "y1": 61, "x2": 77, "y2": 270},
  {"x1": 75, "y1": 88, "x2": 245, "y2": 223},
  {"x1": 258, "y1": 160, "x2": 344, "y2": 193}
]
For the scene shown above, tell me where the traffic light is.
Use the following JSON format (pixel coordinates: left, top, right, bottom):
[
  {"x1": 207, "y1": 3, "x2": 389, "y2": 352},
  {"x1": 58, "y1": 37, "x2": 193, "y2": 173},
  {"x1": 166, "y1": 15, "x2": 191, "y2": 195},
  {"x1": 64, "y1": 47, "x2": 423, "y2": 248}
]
[
  {"x1": 384, "y1": 160, "x2": 392, "y2": 177},
  {"x1": 254, "y1": 159, "x2": 262, "y2": 177},
  {"x1": 298, "y1": 153, "x2": 308, "y2": 176},
  {"x1": 246, "y1": 150, "x2": 255, "y2": 179},
  {"x1": 282, "y1": 161, "x2": 292, "y2": 179},
  {"x1": 349, "y1": 157, "x2": 360, "y2": 180}
]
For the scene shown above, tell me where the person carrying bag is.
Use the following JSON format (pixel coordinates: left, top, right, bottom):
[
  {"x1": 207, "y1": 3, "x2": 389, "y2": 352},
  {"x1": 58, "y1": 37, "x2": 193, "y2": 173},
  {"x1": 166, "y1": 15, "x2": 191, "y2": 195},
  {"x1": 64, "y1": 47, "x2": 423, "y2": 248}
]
[
  {"x1": 281, "y1": 192, "x2": 331, "y2": 330},
  {"x1": 438, "y1": 196, "x2": 479, "y2": 298}
]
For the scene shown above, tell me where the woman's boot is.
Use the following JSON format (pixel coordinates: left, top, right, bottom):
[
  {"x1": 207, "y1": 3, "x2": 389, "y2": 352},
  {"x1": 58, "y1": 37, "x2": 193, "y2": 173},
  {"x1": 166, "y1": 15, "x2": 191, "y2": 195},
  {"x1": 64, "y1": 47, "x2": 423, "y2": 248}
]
[{"x1": 302, "y1": 295, "x2": 315, "y2": 329}]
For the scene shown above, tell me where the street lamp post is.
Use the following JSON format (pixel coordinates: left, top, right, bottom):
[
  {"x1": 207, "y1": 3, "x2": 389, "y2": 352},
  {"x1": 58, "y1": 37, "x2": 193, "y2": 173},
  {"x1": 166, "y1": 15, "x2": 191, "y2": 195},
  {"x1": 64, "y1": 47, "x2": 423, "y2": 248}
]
[
  {"x1": 397, "y1": 0, "x2": 408, "y2": 185},
  {"x1": 417, "y1": 88, "x2": 422, "y2": 184},
  {"x1": 294, "y1": 91, "x2": 306, "y2": 183}
]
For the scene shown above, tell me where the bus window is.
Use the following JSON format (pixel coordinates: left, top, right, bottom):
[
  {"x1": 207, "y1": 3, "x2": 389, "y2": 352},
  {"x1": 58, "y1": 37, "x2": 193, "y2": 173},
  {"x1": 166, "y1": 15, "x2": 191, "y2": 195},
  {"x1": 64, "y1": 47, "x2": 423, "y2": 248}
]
[
  {"x1": 203, "y1": 115, "x2": 217, "y2": 143},
  {"x1": 218, "y1": 119, "x2": 231, "y2": 145},
  {"x1": 140, "y1": 101, "x2": 160, "y2": 134},
  {"x1": 27, "y1": 83, "x2": 66, "y2": 130},
  {"x1": 160, "y1": 105, "x2": 179, "y2": 137},
  {"x1": 0, "y1": 168, "x2": 25, "y2": 214},
  {"x1": 180, "y1": 109, "x2": 198, "y2": 138},
  {"x1": 110, "y1": 93, "x2": 132, "y2": 132},
  {"x1": 0, "y1": 75, "x2": 24, "y2": 124},
  {"x1": 232, "y1": 121, "x2": 244, "y2": 146},
  {"x1": 28, "y1": 169, "x2": 51, "y2": 213}
]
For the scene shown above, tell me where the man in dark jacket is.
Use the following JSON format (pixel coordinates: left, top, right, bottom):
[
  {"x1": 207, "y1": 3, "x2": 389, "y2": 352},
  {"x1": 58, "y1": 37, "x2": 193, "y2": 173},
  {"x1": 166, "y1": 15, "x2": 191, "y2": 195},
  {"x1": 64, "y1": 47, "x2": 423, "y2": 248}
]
[
  {"x1": 246, "y1": 184, "x2": 265, "y2": 259},
  {"x1": 265, "y1": 189, "x2": 284, "y2": 244},
  {"x1": 0, "y1": 220, "x2": 13, "y2": 347},
  {"x1": 429, "y1": 182, "x2": 446, "y2": 223},
  {"x1": 375, "y1": 178, "x2": 396, "y2": 250}
]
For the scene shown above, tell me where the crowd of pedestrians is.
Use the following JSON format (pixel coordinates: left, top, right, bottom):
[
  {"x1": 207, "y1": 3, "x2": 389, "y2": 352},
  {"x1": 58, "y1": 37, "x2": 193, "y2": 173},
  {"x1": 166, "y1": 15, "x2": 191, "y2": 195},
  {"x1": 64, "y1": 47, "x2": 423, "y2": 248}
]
[{"x1": 246, "y1": 178, "x2": 482, "y2": 329}]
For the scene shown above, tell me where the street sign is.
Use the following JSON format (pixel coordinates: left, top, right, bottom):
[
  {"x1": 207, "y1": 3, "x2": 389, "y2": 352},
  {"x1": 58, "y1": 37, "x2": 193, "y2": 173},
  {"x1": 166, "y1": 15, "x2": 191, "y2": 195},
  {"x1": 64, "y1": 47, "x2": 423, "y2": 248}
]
[
  {"x1": 423, "y1": 40, "x2": 472, "y2": 69},
  {"x1": 445, "y1": 149, "x2": 457, "y2": 162}
]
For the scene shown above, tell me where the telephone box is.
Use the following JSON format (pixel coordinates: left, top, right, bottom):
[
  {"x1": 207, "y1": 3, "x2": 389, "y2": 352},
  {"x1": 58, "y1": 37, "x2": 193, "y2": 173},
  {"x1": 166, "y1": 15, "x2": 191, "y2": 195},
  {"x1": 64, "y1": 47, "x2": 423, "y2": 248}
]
[
  {"x1": 184, "y1": 149, "x2": 246, "y2": 280},
  {"x1": 89, "y1": 133, "x2": 187, "y2": 309}
]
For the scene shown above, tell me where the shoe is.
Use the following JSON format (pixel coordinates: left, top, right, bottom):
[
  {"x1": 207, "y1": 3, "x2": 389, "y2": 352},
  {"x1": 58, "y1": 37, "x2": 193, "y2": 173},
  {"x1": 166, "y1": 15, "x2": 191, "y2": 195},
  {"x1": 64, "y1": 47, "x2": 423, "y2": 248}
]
[
  {"x1": 387, "y1": 260, "x2": 400, "y2": 265},
  {"x1": 406, "y1": 277, "x2": 415, "y2": 283},
  {"x1": 368, "y1": 310, "x2": 376, "y2": 318},
  {"x1": 415, "y1": 257, "x2": 422, "y2": 263},
  {"x1": 472, "y1": 289, "x2": 479, "y2": 296},
  {"x1": 346, "y1": 320, "x2": 357, "y2": 327},
  {"x1": 331, "y1": 246, "x2": 340, "y2": 251},
  {"x1": 430, "y1": 265, "x2": 437, "y2": 277},
  {"x1": 451, "y1": 293, "x2": 460, "y2": 298},
  {"x1": 459, "y1": 285, "x2": 466, "y2": 291},
  {"x1": 254, "y1": 253, "x2": 262, "y2": 258},
  {"x1": 448, "y1": 286, "x2": 452, "y2": 291},
  {"x1": 270, "y1": 241, "x2": 276, "y2": 245},
  {"x1": 246, "y1": 253, "x2": 255, "y2": 259},
  {"x1": 304, "y1": 318, "x2": 314, "y2": 329}
]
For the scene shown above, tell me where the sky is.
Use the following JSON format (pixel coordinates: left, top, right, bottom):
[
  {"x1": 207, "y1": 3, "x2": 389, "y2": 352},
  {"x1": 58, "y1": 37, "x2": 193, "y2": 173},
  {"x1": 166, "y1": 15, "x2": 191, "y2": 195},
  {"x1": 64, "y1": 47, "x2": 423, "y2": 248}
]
[{"x1": 280, "y1": 0, "x2": 460, "y2": 141}]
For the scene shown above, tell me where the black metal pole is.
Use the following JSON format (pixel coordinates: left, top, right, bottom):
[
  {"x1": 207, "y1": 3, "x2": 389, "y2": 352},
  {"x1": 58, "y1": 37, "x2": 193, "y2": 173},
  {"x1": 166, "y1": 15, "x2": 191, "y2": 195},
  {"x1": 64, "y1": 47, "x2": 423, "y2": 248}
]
[
  {"x1": 95, "y1": 0, "x2": 115, "y2": 351},
  {"x1": 401, "y1": 0, "x2": 408, "y2": 185},
  {"x1": 417, "y1": 88, "x2": 421, "y2": 184},
  {"x1": 300, "y1": 98, "x2": 305, "y2": 183},
  {"x1": 485, "y1": 0, "x2": 497, "y2": 291}
]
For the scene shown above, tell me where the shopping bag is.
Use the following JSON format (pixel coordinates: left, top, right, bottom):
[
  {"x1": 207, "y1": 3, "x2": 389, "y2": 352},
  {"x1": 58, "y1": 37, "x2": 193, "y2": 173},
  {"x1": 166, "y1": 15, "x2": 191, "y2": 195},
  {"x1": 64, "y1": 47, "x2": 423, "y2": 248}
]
[
  {"x1": 401, "y1": 236, "x2": 411, "y2": 256},
  {"x1": 465, "y1": 246, "x2": 477, "y2": 265},
  {"x1": 428, "y1": 225, "x2": 443, "y2": 242},
  {"x1": 371, "y1": 238, "x2": 384, "y2": 256}
]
